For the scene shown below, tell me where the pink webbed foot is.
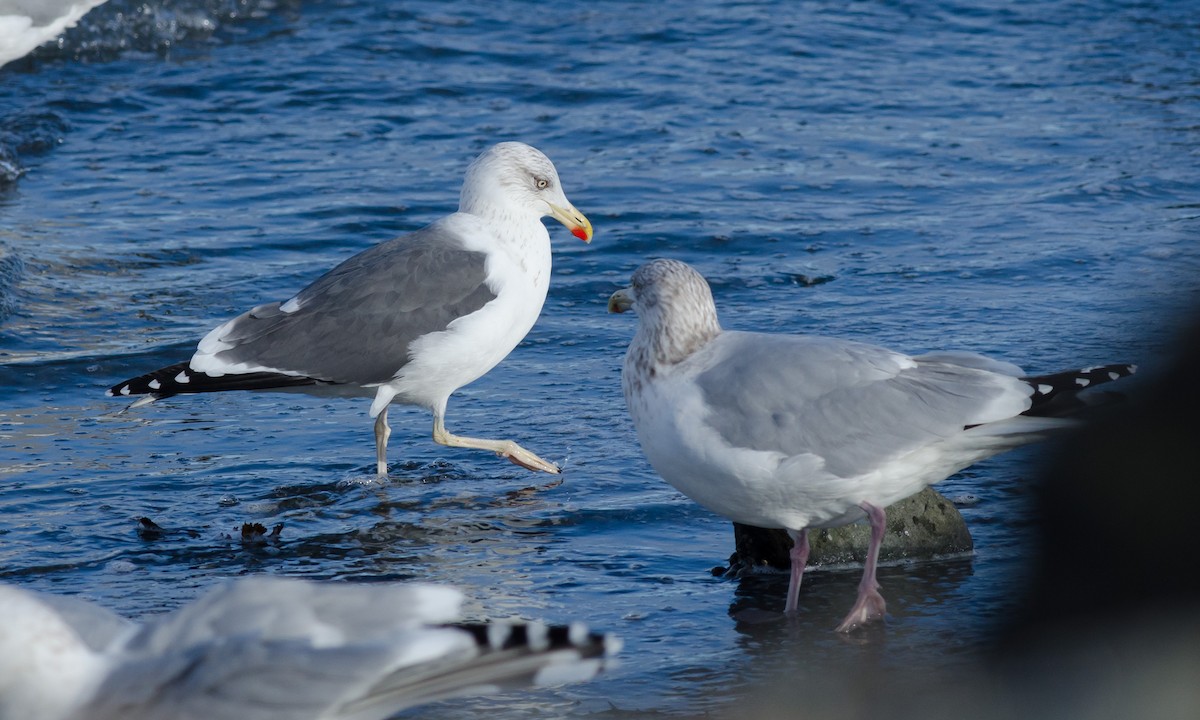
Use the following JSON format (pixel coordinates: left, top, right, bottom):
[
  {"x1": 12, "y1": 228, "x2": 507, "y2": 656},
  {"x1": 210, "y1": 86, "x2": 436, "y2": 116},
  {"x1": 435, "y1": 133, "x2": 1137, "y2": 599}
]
[
  {"x1": 834, "y1": 586, "x2": 887, "y2": 632},
  {"x1": 834, "y1": 500, "x2": 888, "y2": 632}
]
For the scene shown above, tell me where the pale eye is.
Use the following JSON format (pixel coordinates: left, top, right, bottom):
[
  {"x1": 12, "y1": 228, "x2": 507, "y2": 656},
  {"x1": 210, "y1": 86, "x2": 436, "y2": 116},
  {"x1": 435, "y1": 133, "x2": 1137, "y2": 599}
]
[{"x1": 535, "y1": 178, "x2": 549, "y2": 190}]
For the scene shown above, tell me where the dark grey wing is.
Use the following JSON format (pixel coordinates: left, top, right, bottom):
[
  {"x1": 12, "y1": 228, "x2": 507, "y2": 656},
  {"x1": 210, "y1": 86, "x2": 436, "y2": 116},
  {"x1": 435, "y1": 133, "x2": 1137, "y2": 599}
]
[
  {"x1": 197, "y1": 221, "x2": 496, "y2": 385},
  {"x1": 693, "y1": 332, "x2": 1032, "y2": 477}
]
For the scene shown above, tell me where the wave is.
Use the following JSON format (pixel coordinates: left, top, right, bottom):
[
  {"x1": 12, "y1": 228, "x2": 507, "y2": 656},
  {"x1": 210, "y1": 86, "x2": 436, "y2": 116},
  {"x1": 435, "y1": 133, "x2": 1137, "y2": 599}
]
[{"x1": 0, "y1": 1, "x2": 291, "y2": 185}]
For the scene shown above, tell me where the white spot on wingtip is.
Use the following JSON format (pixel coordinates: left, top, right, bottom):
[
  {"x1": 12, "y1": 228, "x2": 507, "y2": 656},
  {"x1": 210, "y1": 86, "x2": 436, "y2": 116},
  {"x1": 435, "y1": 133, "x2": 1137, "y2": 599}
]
[
  {"x1": 119, "y1": 385, "x2": 131, "y2": 396},
  {"x1": 487, "y1": 624, "x2": 511, "y2": 649},
  {"x1": 174, "y1": 372, "x2": 191, "y2": 384},
  {"x1": 1076, "y1": 377, "x2": 1090, "y2": 387},
  {"x1": 1108, "y1": 371, "x2": 1119, "y2": 381},
  {"x1": 568, "y1": 621, "x2": 590, "y2": 646},
  {"x1": 148, "y1": 379, "x2": 161, "y2": 390},
  {"x1": 526, "y1": 621, "x2": 549, "y2": 651},
  {"x1": 1037, "y1": 384, "x2": 1052, "y2": 394}
]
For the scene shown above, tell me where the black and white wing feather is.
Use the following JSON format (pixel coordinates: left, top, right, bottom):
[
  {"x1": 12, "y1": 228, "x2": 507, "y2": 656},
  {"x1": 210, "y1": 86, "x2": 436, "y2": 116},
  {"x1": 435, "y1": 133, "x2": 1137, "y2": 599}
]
[{"x1": 107, "y1": 221, "x2": 497, "y2": 400}]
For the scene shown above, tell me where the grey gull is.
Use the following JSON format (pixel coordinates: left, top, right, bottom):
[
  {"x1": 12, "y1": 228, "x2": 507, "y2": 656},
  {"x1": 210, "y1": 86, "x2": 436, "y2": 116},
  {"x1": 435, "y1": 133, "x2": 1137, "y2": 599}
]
[
  {"x1": 608, "y1": 258, "x2": 1134, "y2": 632},
  {"x1": 108, "y1": 142, "x2": 592, "y2": 476},
  {"x1": 0, "y1": 576, "x2": 618, "y2": 720}
]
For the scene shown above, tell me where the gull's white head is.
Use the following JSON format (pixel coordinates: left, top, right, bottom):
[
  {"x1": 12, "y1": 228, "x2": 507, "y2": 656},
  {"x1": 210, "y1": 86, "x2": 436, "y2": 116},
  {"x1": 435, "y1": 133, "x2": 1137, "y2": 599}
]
[
  {"x1": 0, "y1": 584, "x2": 105, "y2": 720},
  {"x1": 609, "y1": 258, "x2": 722, "y2": 366},
  {"x1": 459, "y1": 141, "x2": 593, "y2": 243}
]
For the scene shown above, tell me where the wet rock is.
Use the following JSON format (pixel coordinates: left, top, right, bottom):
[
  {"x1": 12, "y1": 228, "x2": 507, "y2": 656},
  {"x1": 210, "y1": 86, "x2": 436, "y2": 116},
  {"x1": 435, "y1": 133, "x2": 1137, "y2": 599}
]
[
  {"x1": 135, "y1": 516, "x2": 201, "y2": 541},
  {"x1": 715, "y1": 486, "x2": 973, "y2": 577},
  {"x1": 240, "y1": 522, "x2": 284, "y2": 544}
]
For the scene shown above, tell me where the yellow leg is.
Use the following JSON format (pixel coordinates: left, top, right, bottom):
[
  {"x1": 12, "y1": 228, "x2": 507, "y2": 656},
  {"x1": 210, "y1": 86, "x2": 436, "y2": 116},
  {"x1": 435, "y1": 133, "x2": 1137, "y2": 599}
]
[
  {"x1": 431, "y1": 414, "x2": 559, "y2": 474},
  {"x1": 374, "y1": 409, "x2": 391, "y2": 476}
]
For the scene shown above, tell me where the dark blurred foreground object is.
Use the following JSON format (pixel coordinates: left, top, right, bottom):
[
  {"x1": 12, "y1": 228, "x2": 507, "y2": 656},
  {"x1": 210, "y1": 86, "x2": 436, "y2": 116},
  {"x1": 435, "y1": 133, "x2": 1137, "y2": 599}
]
[
  {"x1": 999, "y1": 318, "x2": 1200, "y2": 649},
  {"x1": 718, "y1": 487, "x2": 973, "y2": 577},
  {"x1": 0, "y1": 576, "x2": 618, "y2": 720}
]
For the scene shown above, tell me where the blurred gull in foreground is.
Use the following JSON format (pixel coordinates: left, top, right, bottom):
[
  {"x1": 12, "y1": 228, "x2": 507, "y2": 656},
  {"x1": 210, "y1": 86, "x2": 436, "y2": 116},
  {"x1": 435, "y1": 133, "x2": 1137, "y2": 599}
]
[
  {"x1": 609, "y1": 258, "x2": 1134, "y2": 632},
  {"x1": 0, "y1": 0, "x2": 109, "y2": 67},
  {"x1": 0, "y1": 576, "x2": 618, "y2": 720}
]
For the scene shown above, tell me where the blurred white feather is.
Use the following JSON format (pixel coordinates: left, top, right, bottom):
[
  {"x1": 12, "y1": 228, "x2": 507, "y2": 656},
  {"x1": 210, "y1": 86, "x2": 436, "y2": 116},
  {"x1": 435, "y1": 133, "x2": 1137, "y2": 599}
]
[{"x1": 0, "y1": 0, "x2": 109, "y2": 67}]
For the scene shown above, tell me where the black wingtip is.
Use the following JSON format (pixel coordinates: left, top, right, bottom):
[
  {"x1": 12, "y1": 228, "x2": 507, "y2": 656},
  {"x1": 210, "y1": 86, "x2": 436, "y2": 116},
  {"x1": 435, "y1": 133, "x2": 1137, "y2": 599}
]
[
  {"x1": 1023, "y1": 363, "x2": 1136, "y2": 417},
  {"x1": 107, "y1": 361, "x2": 190, "y2": 399},
  {"x1": 449, "y1": 621, "x2": 615, "y2": 659},
  {"x1": 107, "y1": 361, "x2": 323, "y2": 399}
]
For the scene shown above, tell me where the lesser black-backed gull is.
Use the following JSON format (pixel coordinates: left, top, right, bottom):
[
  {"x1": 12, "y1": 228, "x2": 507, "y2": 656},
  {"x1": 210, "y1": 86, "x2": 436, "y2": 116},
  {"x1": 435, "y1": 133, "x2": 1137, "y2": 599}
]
[{"x1": 109, "y1": 142, "x2": 592, "y2": 476}]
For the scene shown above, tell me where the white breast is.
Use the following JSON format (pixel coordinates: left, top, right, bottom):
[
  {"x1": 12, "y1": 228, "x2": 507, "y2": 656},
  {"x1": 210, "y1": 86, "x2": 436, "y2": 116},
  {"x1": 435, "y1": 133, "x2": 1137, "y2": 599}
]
[{"x1": 382, "y1": 212, "x2": 553, "y2": 413}]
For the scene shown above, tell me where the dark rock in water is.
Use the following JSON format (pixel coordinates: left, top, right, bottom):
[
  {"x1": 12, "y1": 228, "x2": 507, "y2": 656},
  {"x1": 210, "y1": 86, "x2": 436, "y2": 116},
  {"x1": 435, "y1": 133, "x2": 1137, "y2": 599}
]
[
  {"x1": 240, "y1": 522, "x2": 284, "y2": 543},
  {"x1": 715, "y1": 487, "x2": 973, "y2": 577},
  {"x1": 135, "y1": 516, "x2": 201, "y2": 541},
  {"x1": 135, "y1": 516, "x2": 165, "y2": 541}
]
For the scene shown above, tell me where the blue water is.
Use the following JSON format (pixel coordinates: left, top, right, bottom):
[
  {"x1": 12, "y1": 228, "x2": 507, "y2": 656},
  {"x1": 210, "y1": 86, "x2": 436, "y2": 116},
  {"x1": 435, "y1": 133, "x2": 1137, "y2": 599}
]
[{"x1": 1, "y1": 0, "x2": 1198, "y2": 716}]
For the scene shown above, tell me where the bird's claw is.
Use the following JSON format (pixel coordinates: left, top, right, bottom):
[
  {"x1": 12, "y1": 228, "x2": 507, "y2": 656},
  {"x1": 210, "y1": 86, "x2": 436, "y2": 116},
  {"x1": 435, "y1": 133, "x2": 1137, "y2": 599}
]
[{"x1": 502, "y1": 447, "x2": 561, "y2": 474}]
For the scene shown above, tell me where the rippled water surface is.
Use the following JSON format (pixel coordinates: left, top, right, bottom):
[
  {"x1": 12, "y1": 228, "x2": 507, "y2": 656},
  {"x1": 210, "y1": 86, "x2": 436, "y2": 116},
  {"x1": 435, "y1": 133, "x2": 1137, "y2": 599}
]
[{"x1": 1, "y1": 0, "x2": 1198, "y2": 717}]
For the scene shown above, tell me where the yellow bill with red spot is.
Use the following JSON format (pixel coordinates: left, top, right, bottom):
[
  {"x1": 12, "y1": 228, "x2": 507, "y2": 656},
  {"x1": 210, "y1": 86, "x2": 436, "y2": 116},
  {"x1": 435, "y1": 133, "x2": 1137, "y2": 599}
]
[{"x1": 547, "y1": 200, "x2": 593, "y2": 243}]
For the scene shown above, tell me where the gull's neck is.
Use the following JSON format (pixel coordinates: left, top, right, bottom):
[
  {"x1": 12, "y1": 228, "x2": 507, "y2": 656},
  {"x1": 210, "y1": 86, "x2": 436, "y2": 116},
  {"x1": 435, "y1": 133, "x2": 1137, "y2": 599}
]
[
  {"x1": 459, "y1": 191, "x2": 548, "y2": 252},
  {"x1": 633, "y1": 298, "x2": 722, "y2": 370}
]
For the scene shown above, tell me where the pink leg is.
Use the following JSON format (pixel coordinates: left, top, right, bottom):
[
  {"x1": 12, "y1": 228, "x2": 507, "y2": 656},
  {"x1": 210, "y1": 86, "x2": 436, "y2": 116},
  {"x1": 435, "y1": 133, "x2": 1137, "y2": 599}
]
[
  {"x1": 784, "y1": 528, "x2": 810, "y2": 613},
  {"x1": 835, "y1": 501, "x2": 888, "y2": 632}
]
